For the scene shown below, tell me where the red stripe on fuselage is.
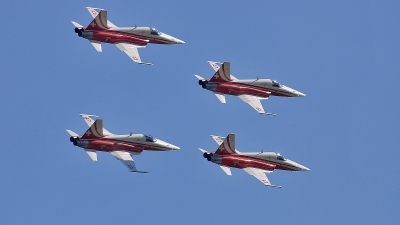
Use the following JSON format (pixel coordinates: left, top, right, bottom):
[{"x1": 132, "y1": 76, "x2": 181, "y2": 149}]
[
  {"x1": 103, "y1": 30, "x2": 173, "y2": 44},
  {"x1": 213, "y1": 81, "x2": 293, "y2": 97},
  {"x1": 215, "y1": 153, "x2": 298, "y2": 171},
  {"x1": 79, "y1": 137, "x2": 169, "y2": 151}
]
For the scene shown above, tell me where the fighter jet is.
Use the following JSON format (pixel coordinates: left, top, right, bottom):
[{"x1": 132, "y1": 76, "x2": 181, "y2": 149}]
[
  {"x1": 71, "y1": 7, "x2": 185, "y2": 65},
  {"x1": 199, "y1": 134, "x2": 309, "y2": 187},
  {"x1": 66, "y1": 114, "x2": 180, "y2": 173},
  {"x1": 195, "y1": 61, "x2": 306, "y2": 115}
]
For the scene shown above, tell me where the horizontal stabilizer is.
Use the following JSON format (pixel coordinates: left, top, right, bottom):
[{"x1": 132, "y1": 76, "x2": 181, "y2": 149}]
[
  {"x1": 71, "y1": 21, "x2": 83, "y2": 28},
  {"x1": 66, "y1": 129, "x2": 79, "y2": 137},
  {"x1": 214, "y1": 92, "x2": 226, "y2": 103},
  {"x1": 198, "y1": 148, "x2": 208, "y2": 153},
  {"x1": 194, "y1": 74, "x2": 205, "y2": 80},
  {"x1": 90, "y1": 40, "x2": 102, "y2": 52},
  {"x1": 85, "y1": 149, "x2": 98, "y2": 161},
  {"x1": 220, "y1": 165, "x2": 232, "y2": 176}
]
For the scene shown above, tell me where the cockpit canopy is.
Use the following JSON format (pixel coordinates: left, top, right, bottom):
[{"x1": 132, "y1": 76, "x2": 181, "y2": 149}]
[
  {"x1": 277, "y1": 155, "x2": 286, "y2": 161},
  {"x1": 144, "y1": 134, "x2": 156, "y2": 142},
  {"x1": 150, "y1": 28, "x2": 160, "y2": 35},
  {"x1": 272, "y1": 80, "x2": 281, "y2": 87}
]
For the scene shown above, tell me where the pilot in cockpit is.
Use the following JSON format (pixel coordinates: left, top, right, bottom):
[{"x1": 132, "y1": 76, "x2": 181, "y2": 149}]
[
  {"x1": 150, "y1": 28, "x2": 160, "y2": 35},
  {"x1": 272, "y1": 80, "x2": 281, "y2": 88}
]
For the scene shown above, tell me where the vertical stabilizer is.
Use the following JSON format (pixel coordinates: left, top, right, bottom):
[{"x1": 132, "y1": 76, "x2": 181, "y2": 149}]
[
  {"x1": 81, "y1": 119, "x2": 104, "y2": 139},
  {"x1": 215, "y1": 133, "x2": 236, "y2": 155},
  {"x1": 85, "y1": 10, "x2": 109, "y2": 31},
  {"x1": 209, "y1": 62, "x2": 231, "y2": 82}
]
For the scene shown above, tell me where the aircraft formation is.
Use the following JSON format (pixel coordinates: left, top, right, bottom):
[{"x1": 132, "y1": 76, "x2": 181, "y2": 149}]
[{"x1": 68, "y1": 7, "x2": 309, "y2": 188}]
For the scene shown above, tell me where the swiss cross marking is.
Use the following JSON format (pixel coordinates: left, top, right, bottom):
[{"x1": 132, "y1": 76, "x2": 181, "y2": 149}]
[
  {"x1": 91, "y1": 22, "x2": 96, "y2": 27},
  {"x1": 214, "y1": 73, "x2": 220, "y2": 79},
  {"x1": 86, "y1": 130, "x2": 92, "y2": 136}
]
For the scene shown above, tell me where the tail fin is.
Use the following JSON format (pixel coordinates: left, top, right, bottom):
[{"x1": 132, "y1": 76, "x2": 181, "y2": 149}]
[
  {"x1": 79, "y1": 114, "x2": 112, "y2": 135},
  {"x1": 214, "y1": 133, "x2": 236, "y2": 155},
  {"x1": 86, "y1": 7, "x2": 117, "y2": 28},
  {"x1": 209, "y1": 62, "x2": 231, "y2": 82},
  {"x1": 80, "y1": 119, "x2": 104, "y2": 139},
  {"x1": 85, "y1": 10, "x2": 109, "y2": 31}
]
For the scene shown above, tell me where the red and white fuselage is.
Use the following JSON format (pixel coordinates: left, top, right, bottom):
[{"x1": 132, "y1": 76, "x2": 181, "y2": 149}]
[
  {"x1": 67, "y1": 114, "x2": 179, "y2": 173},
  {"x1": 72, "y1": 7, "x2": 184, "y2": 65},
  {"x1": 200, "y1": 134, "x2": 309, "y2": 187},
  {"x1": 196, "y1": 61, "x2": 305, "y2": 114}
]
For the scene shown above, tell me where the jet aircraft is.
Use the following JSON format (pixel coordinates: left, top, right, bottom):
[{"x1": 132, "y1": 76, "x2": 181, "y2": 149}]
[
  {"x1": 66, "y1": 114, "x2": 180, "y2": 173},
  {"x1": 195, "y1": 61, "x2": 306, "y2": 115},
  {"x1": 199, "y1": 134, "x2": 309, "y2": 187},
  {"x1": 71, "y1": 7, "x2": 185, "y2": 65}
]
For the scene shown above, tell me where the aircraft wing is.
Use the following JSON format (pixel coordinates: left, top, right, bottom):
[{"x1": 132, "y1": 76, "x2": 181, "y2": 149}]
[
  {"x1": 110, "y1": 151, "x2": 147, "y2": 173},
  {"x1": 85, "y1": 7, "x2": 117, "y2": 28},
  {"x1": 238, "y1": 95, "x2": 267, "y2": 114},
  {"x1": 115, "y1": 43, "x2": 153, "y2": 65},
  {"x1": 243, "y1": 167, "x2": 281, "y2": 188}
]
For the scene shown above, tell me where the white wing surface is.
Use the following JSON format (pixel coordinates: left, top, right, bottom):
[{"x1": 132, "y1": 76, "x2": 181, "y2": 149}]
[
  {"x1": 238, "y1": 95, "x2": 266, "y2": 114},
  {"x1": 85, "y1": 7, "x2": 117, "y2": 28},
  {"x1": 110, "y1": 151, "x2": 147, "y2": 173},
  {"x1": 220, "y1": 165, "x2": 232, "y2": 176},
  {"x1": 115, "y1": 43, "x2": 152, "y2": 65},
  {"x1": 243, "y1": 167, "x2": 281, "y2": 188},
  {"x1": 214, "y1": 92, "x2": 226, "y2": 103}
]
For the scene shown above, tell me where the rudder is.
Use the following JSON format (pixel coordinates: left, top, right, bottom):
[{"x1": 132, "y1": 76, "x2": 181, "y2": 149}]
[
  {"x1": 81, "y1": 119, "x2": 104, "y2": 139},
  {"x1": 85, "y1": 10, "x2": 109, "y2": 31}
]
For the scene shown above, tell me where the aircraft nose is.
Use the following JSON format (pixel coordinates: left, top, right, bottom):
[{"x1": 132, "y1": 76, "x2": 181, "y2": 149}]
[
  {"x1": 297, "y1": 92, "x2": 306, "y2": 97},
  {"x1": 299, "y1": 165, "x2": 310, "y2": 171},
  {"x1": 168, "y1": 144, "x2": 180, "y2": 150},
  {"x1": 175, "y1": 39, "x2": 185, "y2": 44}
]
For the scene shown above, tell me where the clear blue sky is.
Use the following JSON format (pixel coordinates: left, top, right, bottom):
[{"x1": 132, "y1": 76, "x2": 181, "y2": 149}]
[{"x1": 1, "y1": 0, "x2": 399, "y2": 224}]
